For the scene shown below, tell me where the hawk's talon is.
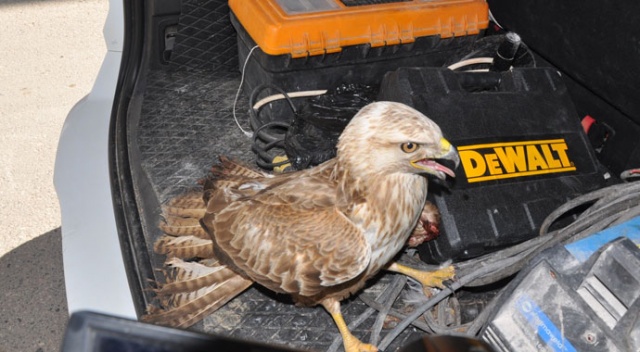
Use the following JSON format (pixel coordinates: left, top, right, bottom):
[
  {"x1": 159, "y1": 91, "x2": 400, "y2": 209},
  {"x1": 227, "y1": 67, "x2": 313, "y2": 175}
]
[
  {"x1": 387, "y1": 263, "x2": 455, "y2": 292},
  {"x1": 343, "y1": 337, "x2": 378, "y2": 352}
]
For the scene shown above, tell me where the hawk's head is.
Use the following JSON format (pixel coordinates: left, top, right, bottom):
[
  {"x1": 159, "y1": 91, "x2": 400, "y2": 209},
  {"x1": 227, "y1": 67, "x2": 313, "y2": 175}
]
[{"x1": 337, "y1": 102, "x2": 459, "y2": 180}]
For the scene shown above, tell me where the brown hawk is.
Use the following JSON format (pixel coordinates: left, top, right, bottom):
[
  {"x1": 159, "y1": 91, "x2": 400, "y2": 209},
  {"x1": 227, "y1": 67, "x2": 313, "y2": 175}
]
[{"x1": 145, "y1": 101, "x2": 460, "y2": 352}]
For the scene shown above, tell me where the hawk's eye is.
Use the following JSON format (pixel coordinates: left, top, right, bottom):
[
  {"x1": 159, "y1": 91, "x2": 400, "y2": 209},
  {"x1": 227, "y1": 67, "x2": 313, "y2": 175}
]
[{"x1": 401, "y1": 142, "x2": 419, "y2": 153}]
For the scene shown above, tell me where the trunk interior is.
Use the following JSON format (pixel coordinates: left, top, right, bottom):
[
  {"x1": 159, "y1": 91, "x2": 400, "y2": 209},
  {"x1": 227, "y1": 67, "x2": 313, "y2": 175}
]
[{"x1": 111, "y1": 0, "x2": 640, "y2": 351}]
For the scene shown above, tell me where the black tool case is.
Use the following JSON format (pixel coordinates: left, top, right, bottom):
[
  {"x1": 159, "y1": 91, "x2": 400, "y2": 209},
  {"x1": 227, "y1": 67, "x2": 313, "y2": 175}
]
[{"x1": 379, "y1": 67, "x2": 608, "y2": 262}]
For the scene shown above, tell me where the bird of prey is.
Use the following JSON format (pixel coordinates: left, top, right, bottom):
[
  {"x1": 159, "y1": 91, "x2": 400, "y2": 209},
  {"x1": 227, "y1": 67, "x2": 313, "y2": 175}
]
[{"x1": 145, "y1": 101, "x2": 460, "y2": 352}]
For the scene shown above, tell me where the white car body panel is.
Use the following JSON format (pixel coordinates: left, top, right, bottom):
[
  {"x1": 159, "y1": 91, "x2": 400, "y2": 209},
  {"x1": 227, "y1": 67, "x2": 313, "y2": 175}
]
[{"x1": 54, "y1": 0, "x2": 136, "y2": 319}]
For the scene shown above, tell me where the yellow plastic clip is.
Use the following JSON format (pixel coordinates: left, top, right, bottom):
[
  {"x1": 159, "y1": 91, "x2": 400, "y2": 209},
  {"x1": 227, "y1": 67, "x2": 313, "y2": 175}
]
[{"x1": 273, "y1": 155, "x2": 291, "y2": 174}]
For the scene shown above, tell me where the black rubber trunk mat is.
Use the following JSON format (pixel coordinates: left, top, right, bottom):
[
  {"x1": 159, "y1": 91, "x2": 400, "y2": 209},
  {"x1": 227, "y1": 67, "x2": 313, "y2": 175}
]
[{"x1": 135, "y1": 1, "x2": 426, "y2": 350}]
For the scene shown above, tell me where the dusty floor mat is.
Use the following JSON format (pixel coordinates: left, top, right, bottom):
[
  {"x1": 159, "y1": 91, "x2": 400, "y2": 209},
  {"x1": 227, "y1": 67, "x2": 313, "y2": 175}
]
[{"x1": 138, "y1": 67, "x2": 252, "y2": 200}]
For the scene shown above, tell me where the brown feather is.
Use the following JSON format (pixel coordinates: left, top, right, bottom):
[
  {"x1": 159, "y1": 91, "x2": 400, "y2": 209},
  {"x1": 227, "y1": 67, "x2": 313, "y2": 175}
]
[
  {"x1": 144, "y1": 258, "x2": 252, "y2": 327},
  {"x1": 205, "y1": 191, "x2": 371, "y2": 297},
  {"x1": 164, "y1": 191, "x2": 205, "y2": 210},
  {"x1": 154, "y1": 235, "x2": 214, "y2": 259},
  {"x1": 162, "y1": 205, "x2": 206, "y2": 218},
  {"x1": 159, "y1": 216, "x2": 209, "y2": 239},
  {"x1": 155, "y1": 258, "x2": 229, "y2": 295}
]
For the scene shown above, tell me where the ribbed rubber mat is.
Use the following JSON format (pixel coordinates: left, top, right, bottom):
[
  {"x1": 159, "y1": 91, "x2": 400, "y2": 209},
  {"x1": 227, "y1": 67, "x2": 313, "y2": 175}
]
[
  {"x1": 204, "y1": 276, "x2": 421, "y2": 352},
  {"x1": 138, "y1": 68, "x2": 252, "y2": 201},
  {"x1": 170, "y1": 0, "x2": 238, "y2": 71}
]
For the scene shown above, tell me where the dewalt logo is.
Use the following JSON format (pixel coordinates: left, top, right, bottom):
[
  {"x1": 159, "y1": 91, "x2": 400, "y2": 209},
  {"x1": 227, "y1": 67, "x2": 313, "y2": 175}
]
[{"x1": 458, "y1": 139, "x2": 576, "y2": 183}]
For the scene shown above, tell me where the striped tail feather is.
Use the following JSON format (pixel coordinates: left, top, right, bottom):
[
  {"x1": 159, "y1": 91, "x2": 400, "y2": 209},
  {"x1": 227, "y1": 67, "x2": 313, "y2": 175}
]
[
  {"x1": 158, "y1": 188, "x2": 210, "y2": 239},
  {"x1": 163, "y1": 191, "x2": 206, "y2": 216},
  {"x1": 159, "y1": 156, "x2": 268, "y2": 238},
  {"x1": 144, "y1": 258, "x2": 253, "y2": 328},
  {"x1": 159, "y1": 216, "x2": 209, "y2": 239},
  {"x1": 162, "y1": 206, "x2": 206, "y2": 219},
  {"x1": 154, "y1": 235, "x2": 215, "y2": 259},
  {"x1": 146, "y1": 157, "x2": 267, "y2": 328}
]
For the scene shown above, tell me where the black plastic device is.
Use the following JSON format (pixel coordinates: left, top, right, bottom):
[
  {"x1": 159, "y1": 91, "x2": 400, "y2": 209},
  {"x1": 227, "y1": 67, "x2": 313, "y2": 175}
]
[
  {"x1": 62, "y1": 311, "x2": 301, "y2": 352},
  {"x1": 480, "y1": 218, "x2": 640, "y2": 352},
  {"x1": 379, "y1": 67, "x2": 607, "y2": 262}
]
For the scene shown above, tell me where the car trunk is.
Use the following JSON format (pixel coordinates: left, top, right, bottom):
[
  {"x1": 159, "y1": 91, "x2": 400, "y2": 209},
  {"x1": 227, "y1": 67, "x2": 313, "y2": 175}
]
[{"x1": 109, "y1": 0, "x2": 640, "y2": 351}]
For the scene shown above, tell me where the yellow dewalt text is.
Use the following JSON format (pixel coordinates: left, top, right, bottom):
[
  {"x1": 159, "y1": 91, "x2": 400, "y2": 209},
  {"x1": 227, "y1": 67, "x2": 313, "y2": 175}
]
[{"x1": 457, "y1": 139, "x2": 576, "y2": 183}]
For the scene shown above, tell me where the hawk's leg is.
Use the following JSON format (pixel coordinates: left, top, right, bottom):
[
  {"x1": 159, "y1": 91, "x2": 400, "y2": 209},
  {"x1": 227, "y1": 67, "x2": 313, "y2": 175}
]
[
  {"x1": 386, "y1": 263, "x2": 454, "y2": 292},
  {"x1": 322, "y1": 298, "x2": 378, "y2": 352}
]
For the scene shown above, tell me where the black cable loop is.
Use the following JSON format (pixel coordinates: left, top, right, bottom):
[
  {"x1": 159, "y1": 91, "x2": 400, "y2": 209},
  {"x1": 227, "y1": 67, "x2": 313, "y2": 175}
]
[
  {"x1": 249, "y1": 84, "x2": 297, "y2": 133},
  {"x1": 247, "y1": 85, "x2": 303, "y2": 170},
  {"x1": 252, "y1": 121, "x2": 290, "y2": 142}
]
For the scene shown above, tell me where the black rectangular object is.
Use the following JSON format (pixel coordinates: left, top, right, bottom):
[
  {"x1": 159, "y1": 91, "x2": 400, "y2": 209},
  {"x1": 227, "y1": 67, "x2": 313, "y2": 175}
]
[
  {"x1": 231, "y1": 12, "x2": 481, "y2": 123},
  {"x1": 62, "y1": 311, "x2": 301, "y2": 352},
  {"x1": 379, "y1": 67, "x2": 606, "y2": 263}
]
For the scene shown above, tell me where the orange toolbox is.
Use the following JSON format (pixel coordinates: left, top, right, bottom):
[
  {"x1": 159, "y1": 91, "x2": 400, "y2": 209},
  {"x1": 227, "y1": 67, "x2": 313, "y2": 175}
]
[{"x1": 228, "y1": 0, "x2": 489, "y2": 112}]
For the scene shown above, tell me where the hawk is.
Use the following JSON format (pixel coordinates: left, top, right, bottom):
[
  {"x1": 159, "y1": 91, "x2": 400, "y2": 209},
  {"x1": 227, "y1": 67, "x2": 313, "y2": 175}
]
[{"x1": 145, "y1": 101, "x2": 460, "y2": 352}]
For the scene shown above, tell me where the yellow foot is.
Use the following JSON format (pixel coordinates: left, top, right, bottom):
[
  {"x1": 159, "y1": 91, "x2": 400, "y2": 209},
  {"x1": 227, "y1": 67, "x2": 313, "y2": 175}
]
[
  {"x1": 387, "y1": 263, "x2": 455, "y2": 289},
  {"x1": 322, "y1": 299, "x2": 378, "y2": 352},
  {"x1": 342, "y1": 335, "x2": 378, "y2": 352}
]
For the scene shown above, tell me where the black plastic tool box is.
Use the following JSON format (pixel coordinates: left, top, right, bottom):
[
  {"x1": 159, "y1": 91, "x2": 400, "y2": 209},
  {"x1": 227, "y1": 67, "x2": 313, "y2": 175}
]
[{"x1": 379, "y1": 67, "x2": 608, "y2": 262}]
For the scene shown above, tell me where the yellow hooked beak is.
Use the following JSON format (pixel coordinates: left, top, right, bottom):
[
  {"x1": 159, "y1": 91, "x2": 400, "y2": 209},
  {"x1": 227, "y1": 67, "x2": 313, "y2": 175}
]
[
  {"x1": 411, "y1": 138, "x2": 460, "y2": 179},
  {"x1": 438, "y1": 138, "x2": 460, "y2": 167}
]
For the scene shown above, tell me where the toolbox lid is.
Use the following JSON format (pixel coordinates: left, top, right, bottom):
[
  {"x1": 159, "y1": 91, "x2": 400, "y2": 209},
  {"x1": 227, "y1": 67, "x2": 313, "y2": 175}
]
[{"x1": 229, "y1": 0, "x2": 489, "y2": 58}]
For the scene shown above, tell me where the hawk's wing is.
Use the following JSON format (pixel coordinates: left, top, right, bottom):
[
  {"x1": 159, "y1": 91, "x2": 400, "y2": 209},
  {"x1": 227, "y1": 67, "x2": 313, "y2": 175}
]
[{"x1": 202, "y1": 173, "x2": 371, "y2": 298}]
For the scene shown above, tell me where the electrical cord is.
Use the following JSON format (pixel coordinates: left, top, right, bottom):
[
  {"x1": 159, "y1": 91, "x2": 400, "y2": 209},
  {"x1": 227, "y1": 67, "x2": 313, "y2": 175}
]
[
  {"x1": 369, "y1": 276, "x2": 407, "y2": 346},
  {"x1": 358, "y1": 294, "x2": 434, "y2": 333},
  {"x1": 252, "y1": 90, "x2": 327, "y2": 111},
  {"x1": 251, "y1": 121, "x2": 290, "y2": 170},
  {"x1": 232, "y1": 45, "x2": 260, "y2": 138},
  {"x1": 460, "y1": 181, "x2": 640, "y2": 287},
  {"x1": 377, "y1": 254, "x2": 523, "y2": 351},
  {"x1": 422, "y1": 296, "x2": 465, "y2": 334},
  {"x1": 248, "y1": 84, "x2": 331, "y2": 170},
  {"x1": 247, "y1": 85, "x2": 298, "y2": 170},
  {"x1": 249, "y1": 84, "x2": 297, "y2": 139},
  {"x1": 459, "y1": 183, "x2": 640, "y2": 332},
  {"x1": 374, "y1": 180, "x2": 640, "y2": 349},
  {"x1": 447, "y1": 57, "x2": 494, "y2": 71}
]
